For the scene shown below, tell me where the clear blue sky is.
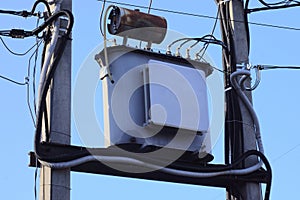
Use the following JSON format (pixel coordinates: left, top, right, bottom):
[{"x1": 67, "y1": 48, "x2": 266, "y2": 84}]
[{"x1": 1, "y1": 0, "x2": 300, "y2": 199}]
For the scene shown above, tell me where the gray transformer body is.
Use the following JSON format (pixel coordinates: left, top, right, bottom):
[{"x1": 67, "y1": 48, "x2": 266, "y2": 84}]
[{"x1": 97, "y1": 46, "x2": 213, "y2": 159}]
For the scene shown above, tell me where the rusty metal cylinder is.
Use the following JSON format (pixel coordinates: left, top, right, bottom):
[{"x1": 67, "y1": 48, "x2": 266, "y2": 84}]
[{"x1": 107, "y1": 6, "x2": 167, "y2": 44}]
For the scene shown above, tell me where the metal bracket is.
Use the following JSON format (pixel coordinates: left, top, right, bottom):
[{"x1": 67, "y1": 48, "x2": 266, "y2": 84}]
[{"x1": 28, "y1": 143, "x2": 270, "y2": 189}]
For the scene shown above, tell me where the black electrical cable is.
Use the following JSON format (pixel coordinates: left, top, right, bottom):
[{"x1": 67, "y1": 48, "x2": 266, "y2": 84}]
[
  {"x1": 147, "y1": 0, "x2": 153, "y2": 13},
  {"x1": 218, "y1": 1, "x2": 246, "y2": 198},
  {"x1": 258, "y1": 0, "x2": 295, "y2": 6},
  {"x1": 220, "y1": 2, "x2": 233, "y2": 198},
  {"x1": 173, "y1": 35, "x2": 228, "y2": 51},
  {"x1": 245, "y1": 150, "x2": 272, "y2": 200},
  {"x1": 0, "y1": 9, "x2": 18, "y2": 15},
  {"x1": 244, "y1": 0, "x2": 251, "y2": 53},
  {"x1": 0, "y1": 9, "x2": 34, "y2": 18},
  {"x1": 0, "y1": 74, "x2": 28, "y2": 85},
  {"x1": 0, "y1": 36, "x2": 41, "y2": 56},
  {"x1": 257, "y1": 65, "x2": 300, "y2": 70},
  {"x1": 31, "y1": 0, "x2": 51, "y2": 15},
  {"x1": 0, "y1": 0, "x2": 50, "y2": 17},
  {"x1": 27, "y1": 40, "x2": 43, "y2": 126},
  {"x1": 33, "y1": 18, "x2": 41, "y2": 114},
  {"x1": 247, "y1": 1, "x2": 300, "y2": 13},
  {"x1": 34, "y1": 10, "x2": 74, "y2": 160},
  {"x1": 99, "y1": 0, "x2": 106, "y2": 36},
  {"x1": 197, "y1": 6, "x2": 220, "y2": 62},
  {"x1": 0, "y1": 10, "x2": 73, "y2": 39},
  {"x1": 32, "y1": 10, "x2": 74, "y2": 37}
]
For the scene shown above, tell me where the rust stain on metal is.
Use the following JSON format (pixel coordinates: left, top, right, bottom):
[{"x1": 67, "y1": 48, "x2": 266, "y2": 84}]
[{"x1": 108, "y1": 6, "x2": 167, "y2": 44}]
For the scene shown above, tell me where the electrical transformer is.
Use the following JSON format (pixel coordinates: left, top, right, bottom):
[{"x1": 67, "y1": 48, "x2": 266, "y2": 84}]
[{"x1": 95, "y1": 45, "x2": 214, "y2": 161}]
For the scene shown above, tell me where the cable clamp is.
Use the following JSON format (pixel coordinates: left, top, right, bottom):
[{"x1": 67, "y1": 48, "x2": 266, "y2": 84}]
[
  {"x1": 99, "y1": 65, "x2": 110, "y2": 80},
  {"x1": 9, "y1": 29, "x2": 32, "y2": 38},
  {"x1": 95, "y1": 54, "x2": 114, "y2": 83}
]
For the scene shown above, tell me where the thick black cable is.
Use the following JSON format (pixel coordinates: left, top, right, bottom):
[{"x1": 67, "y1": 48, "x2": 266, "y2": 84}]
[
  {"x1": 0, "y1": 9, "x2": 18, "y2": 15},
  {"x1": 34, "y1": 10, "x2": 74, "y2": 160},
  {"x1": 247, "y1": 150, "x2": 272, "y2": 200},
  {"x1": 0, "y1": 0, "x2": 50, "y2": 18},
  {"x1": 219, "y1": 1, "x2": 245, "y2": 198},
  {"x1": 31, "y1": 0, "x2": 51, "y2": 15},
  {"x1": 0, "y1": 10, "x2": 73, "y2": 39},
  {"x1": 0, "y1": 9, "x2": 34, "y2": 18},
  {"x1": 32, "y1": 10, "x2": 74, "y2": 37}
]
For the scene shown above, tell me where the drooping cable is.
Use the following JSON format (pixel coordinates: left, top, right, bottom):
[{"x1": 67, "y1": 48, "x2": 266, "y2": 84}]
[
  {"x1": 196, "y1": 6, "x2": 220, "y2": 62},
  {"x1": 246, "y1": 0, "x2": 300, "y2": 13},
  {"x1": 167, "y1": 35, "x2": 228, "y2": 55},
  {"x1": 31, "y1": 0, "x2": 51, "y2": 15},
  {"x1": 0, "y1": 74, "x2": 28, "y2": 86},
  {"x1": 258, "y1": 0, "x2": 298, "y2": 6},
  {"x1": 0, "y1": 36, "x2": 41, "y2": 56},
  {"x1": 99, "y1": 0, "x2": 106, "y2": 36}
]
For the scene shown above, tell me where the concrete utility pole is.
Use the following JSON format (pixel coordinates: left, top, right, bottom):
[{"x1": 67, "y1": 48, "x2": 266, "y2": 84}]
[
  {"x1": 39, "y1": 0, "x2": 72, "y2": 199},
  {"x1": 228, "y1": 0, "x2": 262, "y2": 199}
]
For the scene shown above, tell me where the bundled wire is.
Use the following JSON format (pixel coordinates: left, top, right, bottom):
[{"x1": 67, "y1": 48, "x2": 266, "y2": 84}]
[
  {"x1": 194, "y1": 6, "x2": 220, "y2": 61},
  {"x1": 34, "y1": 9, "x2": 74, "y2": 160},
  {"x1": 0, "y1": 0, "x2": 50, "y2": 18},
  {"x1": 0, "y1": 0, "x2": 52, "y2": 126},
  {"x1": 0, "y1": 9, "x2": 71, "y2": 39},
  {"x1": 167, "y1": 35, "x2": 228, "y2": 58},
  {"x1": 0, "y1": 36, "x2": 41, "y2": 56},
  {"x1": 247, "y1": 0, "x2": 300, "y2": 13}
]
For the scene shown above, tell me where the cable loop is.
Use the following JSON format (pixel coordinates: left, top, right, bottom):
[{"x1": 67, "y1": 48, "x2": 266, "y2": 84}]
[{"x1": 239, "y1": 66, "x2": 261, "y2": 91}]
